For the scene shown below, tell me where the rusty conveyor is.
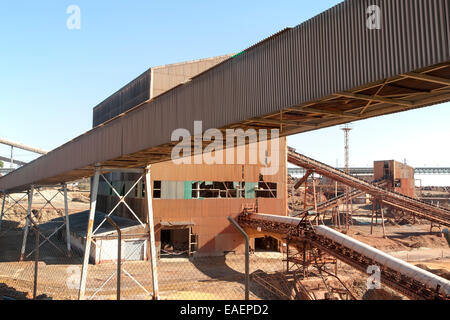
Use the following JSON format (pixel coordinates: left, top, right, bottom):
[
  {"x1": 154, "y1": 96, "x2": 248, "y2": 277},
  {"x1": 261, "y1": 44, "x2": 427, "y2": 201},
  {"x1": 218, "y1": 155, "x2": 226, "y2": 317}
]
[
  {"x1": 294, "y1": 179, "x2": 389, "y2": 217},
  {"x1": 238, "y1": 213, "x2": 450, "y2": 300},
  {"x1": 288, "y1": 148, "x2": 450, "y2": 228}
]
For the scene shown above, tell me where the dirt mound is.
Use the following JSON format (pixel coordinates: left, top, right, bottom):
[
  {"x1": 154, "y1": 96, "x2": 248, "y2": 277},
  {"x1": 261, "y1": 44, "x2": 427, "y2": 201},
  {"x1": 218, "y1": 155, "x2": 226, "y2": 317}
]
[
  {"x1": 362, "y1": 289, "x2": 403, "y2": 300},
  {"x1": 415, "y1": 264, "x2": 450, "y2": 280}
]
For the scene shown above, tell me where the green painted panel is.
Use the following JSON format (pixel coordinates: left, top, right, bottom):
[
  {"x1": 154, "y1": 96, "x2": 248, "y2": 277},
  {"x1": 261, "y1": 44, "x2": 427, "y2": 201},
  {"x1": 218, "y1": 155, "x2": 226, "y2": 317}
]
[
  {"x1": 184, "y1": 181, "x2": 193, "y2": 199},
  {"x1": 245, "y1": 182, "x2": 257, "y2": 199}
]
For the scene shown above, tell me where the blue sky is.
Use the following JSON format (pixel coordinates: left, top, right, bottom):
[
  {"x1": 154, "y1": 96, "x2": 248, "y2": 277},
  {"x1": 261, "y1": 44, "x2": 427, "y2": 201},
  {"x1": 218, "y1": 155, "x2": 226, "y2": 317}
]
[{"x1": 0, "y1": 1, "x2": 449, "y2": 185}]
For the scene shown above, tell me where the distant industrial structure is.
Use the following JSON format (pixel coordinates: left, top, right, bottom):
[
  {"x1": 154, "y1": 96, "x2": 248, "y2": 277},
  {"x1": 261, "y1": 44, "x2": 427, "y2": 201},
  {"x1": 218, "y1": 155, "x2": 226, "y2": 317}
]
[{"x1": 0, "y1": 138, "x2": 47, "y2": 175}]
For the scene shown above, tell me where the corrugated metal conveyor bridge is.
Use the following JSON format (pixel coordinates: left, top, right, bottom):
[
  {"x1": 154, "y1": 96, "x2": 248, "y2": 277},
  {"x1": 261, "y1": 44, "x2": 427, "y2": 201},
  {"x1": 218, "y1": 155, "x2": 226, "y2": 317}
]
[
  {"x1": 288, "y1": 148, "x2": 450, "y2": 228},
  {"x1": 238, "y1": 213, "x2": 450, "y2": 300}
]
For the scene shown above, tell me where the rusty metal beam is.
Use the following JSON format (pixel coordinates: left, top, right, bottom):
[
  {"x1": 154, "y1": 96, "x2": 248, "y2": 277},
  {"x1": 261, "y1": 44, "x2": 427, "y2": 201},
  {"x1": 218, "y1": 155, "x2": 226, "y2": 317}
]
[
  {"x1": 294, "y1": 170, "x2": 313, "y2": 190},
  {"x1": 335, "y1": 92, "x2": 414, "y2": 107},
  {"x1": 402, "y1": 72, "x2": 450, "y2": 87}
]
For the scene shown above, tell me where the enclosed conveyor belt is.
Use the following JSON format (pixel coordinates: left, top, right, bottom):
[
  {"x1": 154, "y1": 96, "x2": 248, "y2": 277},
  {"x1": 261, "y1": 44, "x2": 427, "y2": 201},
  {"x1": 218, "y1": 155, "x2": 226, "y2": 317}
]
[
  {"x1": 238, "y1": 213, "x2": 450, "y2": 300},
  {"x1": 288, "y1": 149, "x2": 450, "y2": 227}
]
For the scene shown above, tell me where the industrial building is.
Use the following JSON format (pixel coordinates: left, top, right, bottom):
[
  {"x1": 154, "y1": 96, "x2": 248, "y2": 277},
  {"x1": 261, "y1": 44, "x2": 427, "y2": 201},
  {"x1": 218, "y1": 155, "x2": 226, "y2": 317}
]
[
  {"x1": 0, "y1": 0, "x2": 449, "y2": 300},
  {"x1": 91, "y1": 56, "x2": 287, "y2": 259},
  {"x1": 374, "y1": 160, "x2": 415, "y2": 198}
]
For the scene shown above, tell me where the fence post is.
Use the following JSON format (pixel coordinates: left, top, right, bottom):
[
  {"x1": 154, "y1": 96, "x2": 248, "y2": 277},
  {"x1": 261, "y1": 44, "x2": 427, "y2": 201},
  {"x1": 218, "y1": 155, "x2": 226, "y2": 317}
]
[
  {"x1": 145, "y1": 166, "x2": 160, "y2": 300},
  {"x1": 228, "y1": 216, "x2": 249, "y2": 300},
  {"x1": 26, "y1": 213, "x2": 39, "y2": 300},
  {"x1": 20, "y1": 186, "x2": 34, "y2": 261}
]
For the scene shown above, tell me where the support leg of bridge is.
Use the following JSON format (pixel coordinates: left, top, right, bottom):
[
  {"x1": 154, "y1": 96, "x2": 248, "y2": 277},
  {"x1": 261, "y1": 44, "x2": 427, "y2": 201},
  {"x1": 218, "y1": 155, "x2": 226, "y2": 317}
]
[
  {"x1": 430, "y1": 223, "x2": 443, "y2": 237},
  {"x1": 78, "y1": 168, "x2": 100, "y2": 300},
  {"x1": 312, "y1": 173, "x2": 318, "y2": 226},
  {"x1": 337, "y1": 207, "x2": 341, "y2": 228},
  {"x1": 380, "y1": 201, "x2": 387, "y2": 238},
  {"x1": 0, "y1": 190, "x2": 6, "y2": 231},
  {"x1": 286, "y1": 240, "x2": 289, "y2": 272},
  {"x1": 20, "y1": 186, "x2": 34, "y2": 261},
  {"x1": 370, "y1": 201, "x2": 375, "y2": 235},
  {"x1": 63, "y1": 183, "x2": 71, "y2": 257},
  {"x1": 145, "y1": 165, "x2": 160, "y2": 300}
]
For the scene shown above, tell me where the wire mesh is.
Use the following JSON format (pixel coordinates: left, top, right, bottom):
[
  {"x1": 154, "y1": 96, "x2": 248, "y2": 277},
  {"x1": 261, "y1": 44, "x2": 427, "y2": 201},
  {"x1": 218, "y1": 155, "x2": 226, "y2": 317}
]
[{"x1": 0, "y1": 189, "x2": 371, "y2": 301}]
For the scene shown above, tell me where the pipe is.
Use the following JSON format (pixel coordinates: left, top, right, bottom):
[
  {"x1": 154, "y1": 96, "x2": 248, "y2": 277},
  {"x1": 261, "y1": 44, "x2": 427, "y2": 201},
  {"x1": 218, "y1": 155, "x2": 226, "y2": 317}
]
[
  {"x1": 314, "y1": 225, "x2": 450, "y2": 295},
  {"x1": 247, "y1": 213, "x2": 450, "y2": 296},
  {"x1": 105, "y1": 216, "x2": 121, "y2": 300},
  {"x1": 228, "y1": 216, "x2": 249, "y2": 300},
  {"x1": 0, "y1": 138, "x2": 47, "y2": 155}
]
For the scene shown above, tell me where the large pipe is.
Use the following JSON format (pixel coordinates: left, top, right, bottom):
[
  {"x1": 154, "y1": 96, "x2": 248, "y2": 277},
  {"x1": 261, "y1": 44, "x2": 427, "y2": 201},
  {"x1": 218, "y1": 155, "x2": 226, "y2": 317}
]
[
  {"x1": 246, "y1": 213, "x2": 450, "y2": 296},
  {"x1": 314, "y1": 225, "x2": 450, "y2": 296},
  {"x1": 0, "y1": 138, "x2": 47, "y2": 155}
]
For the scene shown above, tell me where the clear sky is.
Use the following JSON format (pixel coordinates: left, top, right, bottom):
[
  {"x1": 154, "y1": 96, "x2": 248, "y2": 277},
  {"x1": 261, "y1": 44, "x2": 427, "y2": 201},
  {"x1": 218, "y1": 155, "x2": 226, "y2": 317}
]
[{"x1": 0, "y1": 1, "x2": 449, "y2": 185}]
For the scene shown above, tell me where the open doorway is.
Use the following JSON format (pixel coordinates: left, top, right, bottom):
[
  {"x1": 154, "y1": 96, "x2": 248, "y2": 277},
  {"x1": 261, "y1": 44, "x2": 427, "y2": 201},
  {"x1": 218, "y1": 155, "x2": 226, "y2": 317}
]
[
  {"x1": 160, "y1": 228, "x2": 190, "y2": 258},
  {"x1": 254, "y1": 236, "x2": 279, "y2": 252}
]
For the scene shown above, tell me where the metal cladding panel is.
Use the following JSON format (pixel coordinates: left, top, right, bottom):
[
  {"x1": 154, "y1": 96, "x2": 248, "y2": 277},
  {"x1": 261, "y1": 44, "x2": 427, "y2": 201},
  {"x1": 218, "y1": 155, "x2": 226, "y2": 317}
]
[
  {"x1": 1, "y1": 0, "x2": 449, "y2": 192},
  {"x1": 151, "y1": 55, "x2": 232, "y2": 98},
  {"x1": 0, "y1": 119, "x2": 123, "y2": 188},
  {"x1": 92, "y1": 70, "x2": 151, "y2": 127}
]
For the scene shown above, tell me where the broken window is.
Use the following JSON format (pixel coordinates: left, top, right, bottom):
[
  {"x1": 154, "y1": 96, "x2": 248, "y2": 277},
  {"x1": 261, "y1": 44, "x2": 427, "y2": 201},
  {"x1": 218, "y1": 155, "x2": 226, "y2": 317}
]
[
  {"x1": 153, "y1": 181, "x2": 161, "y2": 198},
  {"x1": 115, "y1": 180, "x2": 276, "y2": 199},
  {"x1": 256, "y1": 181, "x2": 277, "y2": 198}
]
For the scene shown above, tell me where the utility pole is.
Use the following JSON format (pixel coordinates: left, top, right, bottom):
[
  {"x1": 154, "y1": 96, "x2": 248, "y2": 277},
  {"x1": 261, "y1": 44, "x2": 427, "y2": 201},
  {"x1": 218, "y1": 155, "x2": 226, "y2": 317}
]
[{"x1": 341, "y1": 124, "x2": 353, "y2": 231}]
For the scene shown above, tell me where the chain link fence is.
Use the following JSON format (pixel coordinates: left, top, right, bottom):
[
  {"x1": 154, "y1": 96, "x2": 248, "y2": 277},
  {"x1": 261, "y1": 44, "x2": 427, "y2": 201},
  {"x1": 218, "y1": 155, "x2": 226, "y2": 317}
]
[
  {"x1": 0, "y1": 192, "x2": 373, "y2": 300},
  {"x1": 1, "y1": 226, "x2": 370, "y2": 300}
]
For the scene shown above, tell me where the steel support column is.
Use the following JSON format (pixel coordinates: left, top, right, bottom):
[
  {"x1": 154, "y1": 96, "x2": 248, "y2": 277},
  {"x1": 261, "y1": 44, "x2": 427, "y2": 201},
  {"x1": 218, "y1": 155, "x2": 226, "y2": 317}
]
[
  {"x1": 78, "y1": 167, "x2": 100, "y2": 300},
  {"x1": 63, "y1": 183, "x2": 72, "y2": 257},
  {"x1": 20, "y1": 185, "x2": 34, "y2": 261},
  {"x1": 380, "y1": 201, "x2": 387, "y2": 238},
  {"x1": 0, "y1": 190, "x2": 6, "y2": 231},
  {"x1": 145, "y1": 165, "x2": 160, "y2": 300}
]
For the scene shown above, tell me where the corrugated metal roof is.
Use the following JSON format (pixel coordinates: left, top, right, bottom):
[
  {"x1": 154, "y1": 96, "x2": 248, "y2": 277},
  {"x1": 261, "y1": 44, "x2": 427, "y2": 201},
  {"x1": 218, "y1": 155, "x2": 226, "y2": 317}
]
[
  {"x1": 47, "y1": 210, "x2": 143, "y2": 237},
  {"x1": 0, "y1": 0, "x2": 449, "y2": 193}
]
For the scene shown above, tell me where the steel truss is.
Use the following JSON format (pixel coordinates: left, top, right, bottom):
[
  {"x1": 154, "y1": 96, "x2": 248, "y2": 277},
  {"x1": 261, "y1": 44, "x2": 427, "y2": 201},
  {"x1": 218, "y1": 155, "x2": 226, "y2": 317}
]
[
  {"x1": 0, "y1": 190, "x2": 28, "y2": 234},
  {"x1": 78, "y1": 166, "x2": 159, "y2": 300},
  {"x1": 19, "y1": 184, "x2": 72, "y2": 261}
]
